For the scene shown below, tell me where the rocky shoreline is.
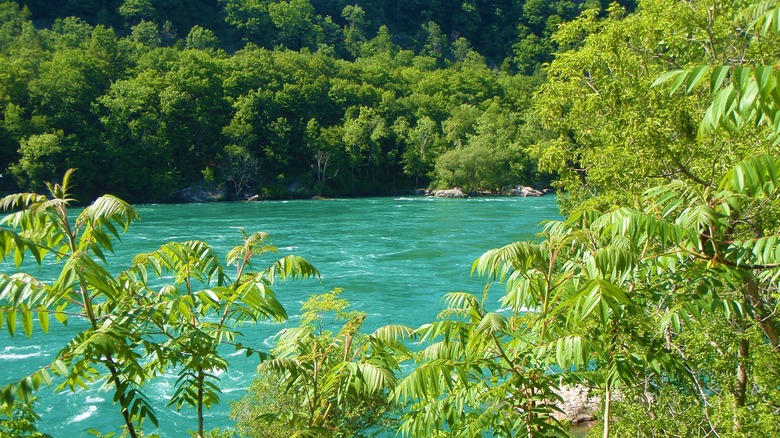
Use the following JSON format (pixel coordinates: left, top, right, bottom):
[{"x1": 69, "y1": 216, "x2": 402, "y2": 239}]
[
  {"x1": 172, "y1": 183, "x2": 553, "y2": 203},
  {"x1": 419, "y1": 184, "x2": 552, "y2": 198},
  {"x1": 554, "y1": 384, "x2": 599, "y2": 425}
]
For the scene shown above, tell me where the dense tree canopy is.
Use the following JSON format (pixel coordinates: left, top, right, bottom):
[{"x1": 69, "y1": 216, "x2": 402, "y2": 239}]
[
  {"x1": 533, "y1": 0, "x2": 779, "y2": 214},
  {"x1": 0, "y1": 0, "x2": 648, "y2": 202}
]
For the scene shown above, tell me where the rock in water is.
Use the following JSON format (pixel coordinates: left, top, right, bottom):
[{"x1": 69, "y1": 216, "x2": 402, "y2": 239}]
[
  {"x1": 434, "y1": 188, "x2": 467, "y2": 198},
  {"x1": 552, "y1": 384, "x2": 599, "y2": 424},
  {"x1": 171, "y1": 183, "x2": 225, "y2": 202},
  {"x1": 504, "y1": 184, "x2": 544, "y2": 197}
]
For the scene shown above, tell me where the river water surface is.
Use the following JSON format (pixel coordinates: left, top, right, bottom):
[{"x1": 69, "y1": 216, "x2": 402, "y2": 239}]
[{"x1": 1, "y1": 196, "x2": 559, "y2": 437}]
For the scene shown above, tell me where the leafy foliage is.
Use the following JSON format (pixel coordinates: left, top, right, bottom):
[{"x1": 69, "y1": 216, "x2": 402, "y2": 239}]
[
  {"x1": 534, "y1": 0, "x2": 771, "y2": 214},
  {"x1": 0, "y1": 0, "x2": 615, "y2": 201},
  {"x1": 0, "y1": 399, "x2": 53, "y2": 438},
  {"x1": 476, "y1": 154, "x2": 780, "y2": 436},
  {"x1": 394, "y1": 288, "x2": 569, "y2": 437},
  {"x1": 234, "y1": 289, "x2": 404, "y2": 437},
  {"x1": 0, "y1": 171, "x2": 319, "y2": 437}
]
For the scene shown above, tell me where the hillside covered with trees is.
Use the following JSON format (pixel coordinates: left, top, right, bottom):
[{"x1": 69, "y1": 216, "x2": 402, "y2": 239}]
[
  {"x1": 0, "y1": 0, "x2": 636, "y2": 203},
  {"x1": 2, "y1": 0, "x2": 780, "y2": 437}
]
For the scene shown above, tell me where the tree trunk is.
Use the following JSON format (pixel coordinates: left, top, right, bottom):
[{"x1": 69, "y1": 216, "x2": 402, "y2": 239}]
[
  {"x1": 106, "y1": 359, "x2": 139, "y2": 438},
  {"x1": 734, "y1": 338, "x2": 749, "y2": 432},
  {"x1": 746, "y1": 279, "x2": 780, "y2": 350},
  {"x1": 198, "y1": 369, "x2": 205, "y2": 438},
  {"x1": 602, "y1": 380, "x2": 611, "y2": 438}
]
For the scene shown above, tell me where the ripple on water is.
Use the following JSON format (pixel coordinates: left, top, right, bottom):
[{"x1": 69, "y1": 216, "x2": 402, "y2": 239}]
[
  {"x1": 3, "y1": 196, "x2": 560, "y2": 437},
  {"x1": 69, "y1": 405, "x2": 97, "y2": 423}
]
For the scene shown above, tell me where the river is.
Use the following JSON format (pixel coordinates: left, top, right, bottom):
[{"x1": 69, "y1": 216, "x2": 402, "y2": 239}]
[{"x1": 1, "y1": 195, "x2": 560, "y2": 437}]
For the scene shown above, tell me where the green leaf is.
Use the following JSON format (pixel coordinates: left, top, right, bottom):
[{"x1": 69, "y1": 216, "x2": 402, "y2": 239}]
[
  {"x1": 476, "y1": 312, "x2": 506, "y2": 335},
  {"x1": 37, "y1": 307, "x2": 50, "y2": 333},
  {"x1": 6, "y1": 310, "x2": 16, "y2": 336},
  {"x1": 669, "y1": 69, "x2": 690, "y2": 95},
  {"x1": 756, "y1": 65, "x2": 775, "y2": 101},
  {"x1": 52, "y1": 360, "x2": 69, "y2": 377},
  {"x1": 650, "y1": 69, "x2": 685, "y2": 89},
  {"x1": 721, "y1": 154, "x2": 780, "y2": 195},
  {"x1": 686, "y1": 65, "x2": 709, "y2": 94},
  {"x1": 710, "y1": 65, "x2": 730, "y2": 93},
  {"x1": 372, "y1": 324, "x2": 414, "y2": 342},
  {"x1": 54, "y1": 304, "x2": 68, "y2": 324},
  {"x1": 21, "y1": 308, "x2": 33, "y2": 337}
]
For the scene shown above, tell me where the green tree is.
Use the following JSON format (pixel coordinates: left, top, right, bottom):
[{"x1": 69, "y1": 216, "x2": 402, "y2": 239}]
[
  {"x1": 399, "y1": 116, "x2": 439, "y2": 187},
  {"x1": 304, "y1": 119, "x2": 343, "y2": 196},
  {"x1": 221, "y1": 0, "x2": 274, "y2": 46},
  {"x1": 342, "y1": 106, "x2": 388, "y2": 188},
  {"x1": 342, "y1": 4, "x2": 367, "y2": 58},
  {"x1": 534, "y1": 0, "x2": 753, "y2": 215},
  {"x1": 513, "y1": 1, "x2": 780, "y2": 434},
  {"x1": 8, "y1": 132, "x2": 66, "y2": 191},
  {"x1": 0, "y1": 170, "x2": 319, "y2": 437},
  {"x1": 465, "y1": 156, "x2": 780, "y2": 436},
  {"x1": 221, "y1": 144, "x2": 259, "y2": 200},
  {"x1": 119, "y1": 0, "x2": 156, "y2": 26},
  {"x1": 186, "y1": 25, "x2": 220, "y2": 51},
  {"x1": 361, "y1": 25, "x2": 396, "y2": 58},
  {"x1": 0, "y1": 170, "x2": 151, "y2": 437},
  {"x1": 241, "y1": 289, "x2": 405, "y2": 437},
  {"x1": 441, "y1": 104, "x2": 480, "y2": 149},
  {"x1": 96, "y1": 47, "x2": 229, "y2": 201},
  {"x1": 394, "y1": 290, "x2": 567, "y2": 437},
  {"x1": 129, "y1": 232, "x2": 319, "y2": 437},
  {"x1": 419, "y1": 21, "x2": 447, "y2": 65},
  {"x1": 434, "y1": 102, "x2": 530, "y2": 191},
  {"x1": 131, "y1": 19, "x2": 161, "y2": 47},
  {"x1": 652, "y1": 0, "x2": 780, "y2": 139},
  {"x1": 268, "y1": 0, "x2": 322, "y2": 51}
]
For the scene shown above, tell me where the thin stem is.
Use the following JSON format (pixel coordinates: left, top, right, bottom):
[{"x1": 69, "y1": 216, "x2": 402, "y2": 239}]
[
  {"x1": 198, "y1": 368, "x2": 205, "y2": 438},
  {"x1": 602, "y1": 378, "x2": 611, "y2": 438}
]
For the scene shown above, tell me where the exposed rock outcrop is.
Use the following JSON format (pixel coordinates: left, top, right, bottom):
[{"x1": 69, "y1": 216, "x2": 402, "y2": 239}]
[
  {"x1": 171, "y1": 183, "x2": 225, "y2": 203},
  {"x1": 504, "y1": 184, "x2": 545, "y2": 197},
  {"x1": 553, "y1": 385, "x2": 599, "y2": 424},
  {"x1": 434, "y1": 188, "x2": 468, "y2": 198}
]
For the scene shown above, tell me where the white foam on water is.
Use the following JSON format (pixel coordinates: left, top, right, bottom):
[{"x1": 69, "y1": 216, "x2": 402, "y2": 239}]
[
  {"x1": 85, "y1": 396, "x2": 105, "y2": 403},
  {"x1": 496, "y1": 306, "x2": 535, "y2": 313},
  {"x1": 69, "y1": 405, "x2": 97, "y2": 422},
  {"x1": 0, "y1": 352, "x2": 43, "y2": 360},
  {"x1": 221, "y1": 386, "x2": 250, "y2": 394},
  {"x1": 3, "y1": 345, "x2": 41, "y2": 352}
]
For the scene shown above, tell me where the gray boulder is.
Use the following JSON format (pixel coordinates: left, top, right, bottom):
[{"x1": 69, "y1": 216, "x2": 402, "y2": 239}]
[
  {"x1": 171, "y1": 184, "x2": 225, "y2": 203},
  {"x1": 434, "y1": 188, "x2": 467, "y2": 198},
  {"x1": 552, "y1": 384, "x2": 599, "y2": 424},
  {"x1": 505, "y1": 184, "x2": 545, "y2": 197}
]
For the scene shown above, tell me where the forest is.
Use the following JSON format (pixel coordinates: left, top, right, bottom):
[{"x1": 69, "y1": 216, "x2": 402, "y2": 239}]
[
  {"x1": 0, "y1": 0, "x2": 640, "y2": 203},
  {"x1": 1, "y1": 0, "x2": 780, "y2": 437}
]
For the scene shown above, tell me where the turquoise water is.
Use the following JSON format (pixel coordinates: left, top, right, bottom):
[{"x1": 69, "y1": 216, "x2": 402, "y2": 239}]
[{"x1": 1, "y1": 196, "x2": 560, "y2": 437}]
